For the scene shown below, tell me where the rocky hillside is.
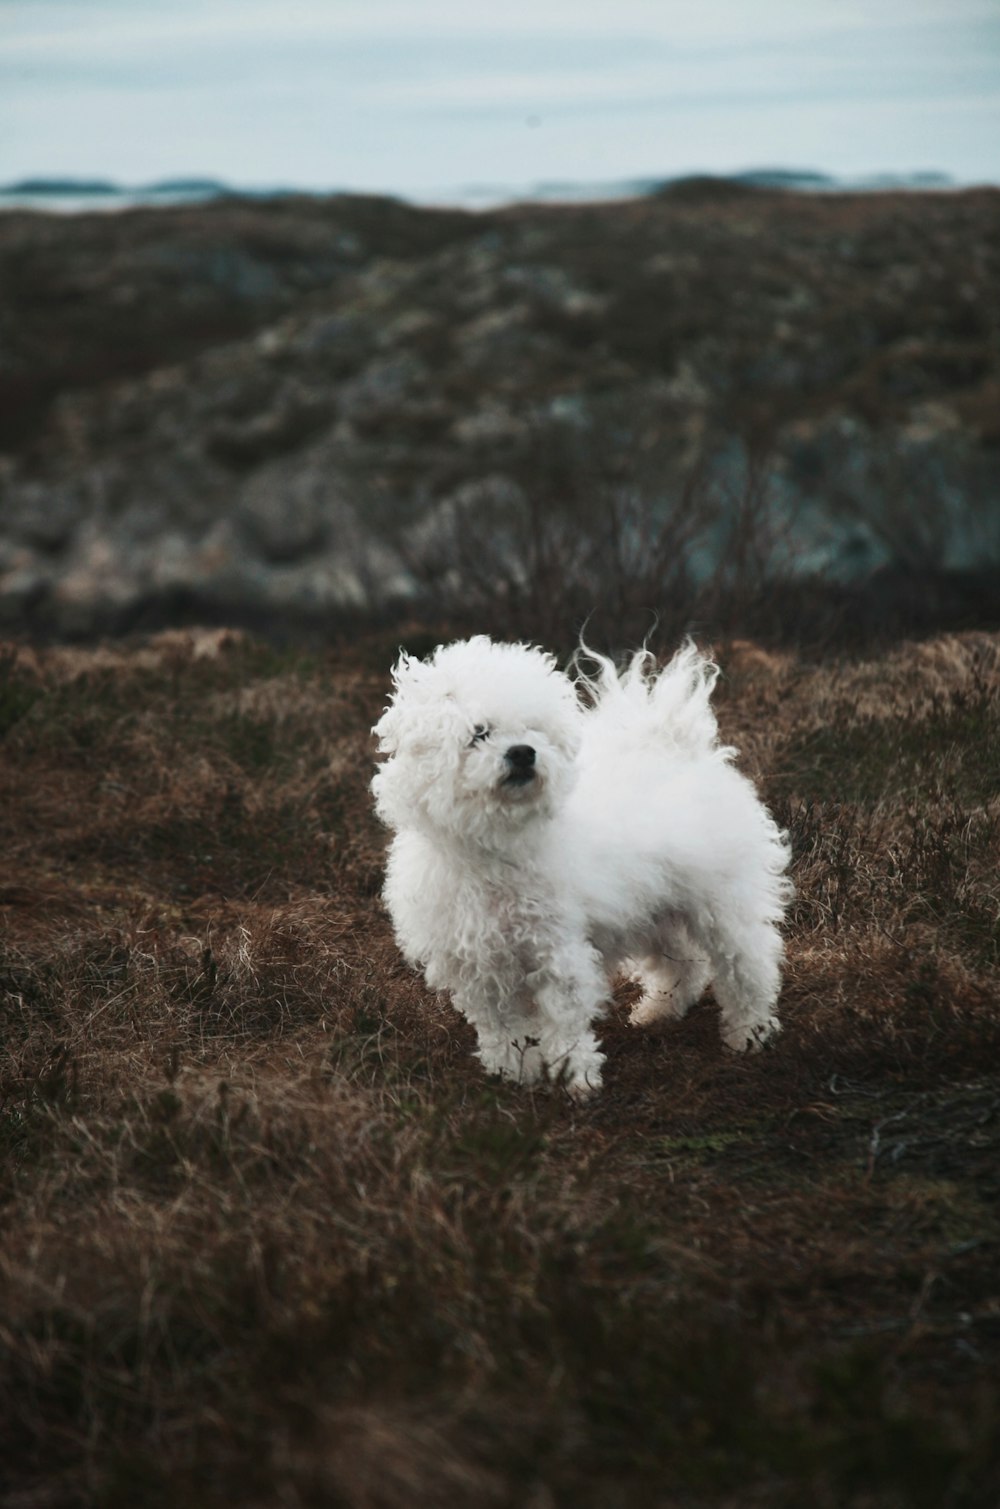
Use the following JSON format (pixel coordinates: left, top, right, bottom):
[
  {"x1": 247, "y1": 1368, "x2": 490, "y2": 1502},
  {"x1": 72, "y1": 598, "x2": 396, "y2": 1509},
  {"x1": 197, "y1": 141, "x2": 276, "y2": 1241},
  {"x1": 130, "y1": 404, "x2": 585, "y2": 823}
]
[{"x1": 2, "y1": 183, "x2": 998, "y2": 638}]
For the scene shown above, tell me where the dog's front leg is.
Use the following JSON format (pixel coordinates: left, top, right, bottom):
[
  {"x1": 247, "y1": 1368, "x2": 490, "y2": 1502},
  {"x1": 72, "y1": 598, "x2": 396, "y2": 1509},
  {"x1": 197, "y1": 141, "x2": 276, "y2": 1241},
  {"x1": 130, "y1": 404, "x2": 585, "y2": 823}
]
[
  {"x1": 526, "y1": 943, "x2": 608, "y2": 1096},
  {"x1": 449, "y1": 974, "x2": 548, "y2": 1088}
]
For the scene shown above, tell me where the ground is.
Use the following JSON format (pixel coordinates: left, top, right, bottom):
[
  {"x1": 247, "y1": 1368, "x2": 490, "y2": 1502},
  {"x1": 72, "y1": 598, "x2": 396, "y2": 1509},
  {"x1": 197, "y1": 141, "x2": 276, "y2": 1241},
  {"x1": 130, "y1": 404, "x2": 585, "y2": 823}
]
[{"x1": 0, "y1": 625, "x2": 998, "y2": 1507}]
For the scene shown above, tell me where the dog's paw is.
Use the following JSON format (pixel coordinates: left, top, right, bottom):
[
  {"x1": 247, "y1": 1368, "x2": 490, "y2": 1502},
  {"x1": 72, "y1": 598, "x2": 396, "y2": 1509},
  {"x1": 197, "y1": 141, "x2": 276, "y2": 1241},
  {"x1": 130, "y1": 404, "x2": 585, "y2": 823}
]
[
  {"x1": 478, "y1": 1035, "x2": 545, "y2": 1086},
  {"x1": 629, "y1": 992, "x2": 688, "y2": 1030},
  {"x1": 564, "y1": 1066, "x2": 602, "y2": 1101},
  {"x1": 722, "y1": 1014, "x2": 781, "y2": 1053},
  {"x1": 548, "y1": 1049, "x2": 604, "y2": 1099}
]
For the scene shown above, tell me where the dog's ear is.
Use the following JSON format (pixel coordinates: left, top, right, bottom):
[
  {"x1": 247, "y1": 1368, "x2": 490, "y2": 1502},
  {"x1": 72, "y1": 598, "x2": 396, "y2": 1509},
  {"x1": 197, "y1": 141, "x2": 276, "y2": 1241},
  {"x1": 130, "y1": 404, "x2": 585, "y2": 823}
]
[
  {"x1": 371, "y1": 652, "x2": 425, "y2": 753},
  {"x1": 390, "y1": 648, "x2": 448, "y2": 700},
  {"x1": 371, "y1": 704, "x2": 398, "y2": 753},
  {"x1": 390, "y1": 648, "x2": 419, "y2": 689}
]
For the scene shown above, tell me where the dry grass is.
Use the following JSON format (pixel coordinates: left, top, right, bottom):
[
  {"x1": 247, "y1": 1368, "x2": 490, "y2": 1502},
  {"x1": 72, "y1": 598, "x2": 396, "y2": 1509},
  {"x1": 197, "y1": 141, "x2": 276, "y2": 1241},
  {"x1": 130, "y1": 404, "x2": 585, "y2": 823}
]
[{"x1": 1, "y1": 625, "x2": 998, "y2": 1507}]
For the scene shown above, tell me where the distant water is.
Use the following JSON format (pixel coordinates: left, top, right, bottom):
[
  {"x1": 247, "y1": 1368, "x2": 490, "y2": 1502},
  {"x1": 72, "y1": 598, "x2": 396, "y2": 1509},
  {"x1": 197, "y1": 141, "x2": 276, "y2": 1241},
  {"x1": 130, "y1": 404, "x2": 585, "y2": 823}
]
[
  {"x1": 0, "y1": 168, "x2": 962, "y2": 216},
  {"x1": 0, "y1": 179, "x2": 243, "y2": 215}
]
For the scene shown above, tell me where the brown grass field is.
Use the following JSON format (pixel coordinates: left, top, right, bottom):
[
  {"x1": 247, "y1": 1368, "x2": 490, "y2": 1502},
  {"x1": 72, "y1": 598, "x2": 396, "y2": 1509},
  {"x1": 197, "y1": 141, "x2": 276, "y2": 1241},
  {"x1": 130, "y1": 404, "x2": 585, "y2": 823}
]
[{"x1": 1, "y1": 624, "x2": 998, "y2": 1507}]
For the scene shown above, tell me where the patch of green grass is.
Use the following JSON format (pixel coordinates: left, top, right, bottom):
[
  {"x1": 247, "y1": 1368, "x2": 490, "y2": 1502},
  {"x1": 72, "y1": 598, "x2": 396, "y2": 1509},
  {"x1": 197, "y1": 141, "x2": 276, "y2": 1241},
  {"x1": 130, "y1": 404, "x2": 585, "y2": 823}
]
[
  {"x1": 211, "y1": 711, "x2": 286, "y2": 774},
  {"x1": 784, "y1": 683, "x2": 1000, "y2": 806},
  {"x1": 0, "y1": 652, "x2": 42, "y2": 736},
  {"x1": 806, "y1": 1348, "x2": 982, "y2": 1509},
  {"x1": 6, "y1": 668, "x2": 150, "y2": 755},
  {"x1": 651, "y1": 1129, "x2": 748, "y2": 1157}
]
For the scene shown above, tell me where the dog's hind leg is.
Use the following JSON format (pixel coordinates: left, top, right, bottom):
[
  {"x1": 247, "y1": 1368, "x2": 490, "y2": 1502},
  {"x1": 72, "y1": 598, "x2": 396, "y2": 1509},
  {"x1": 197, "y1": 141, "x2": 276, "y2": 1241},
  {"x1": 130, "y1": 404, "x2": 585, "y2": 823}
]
[
  {"x1": 700, "y1": 917, "x2": 783, "y2": 1051},
  {"x1": 628, "y1": 922, "x2": 712, "y2": 1029}
]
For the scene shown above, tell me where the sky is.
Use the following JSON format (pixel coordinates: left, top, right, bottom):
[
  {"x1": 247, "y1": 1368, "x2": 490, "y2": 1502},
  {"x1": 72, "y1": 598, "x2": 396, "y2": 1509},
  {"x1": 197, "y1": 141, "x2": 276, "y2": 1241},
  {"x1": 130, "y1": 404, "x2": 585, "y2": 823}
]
[{"x1": 2, "y1": 0, "x2": 999, "y2": 200}]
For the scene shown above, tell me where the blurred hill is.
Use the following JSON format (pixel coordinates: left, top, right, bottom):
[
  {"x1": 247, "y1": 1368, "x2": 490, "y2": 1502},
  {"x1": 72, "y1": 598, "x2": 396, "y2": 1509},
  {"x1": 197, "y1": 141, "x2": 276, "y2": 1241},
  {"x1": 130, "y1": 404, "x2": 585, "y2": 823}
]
[{"x1": 1, "y1": 182, "x2": 998, "y2": 641}]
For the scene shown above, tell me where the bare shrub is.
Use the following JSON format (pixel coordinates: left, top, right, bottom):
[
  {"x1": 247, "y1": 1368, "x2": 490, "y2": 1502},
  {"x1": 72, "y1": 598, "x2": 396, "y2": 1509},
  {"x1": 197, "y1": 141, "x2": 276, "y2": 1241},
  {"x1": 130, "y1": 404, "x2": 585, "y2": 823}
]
[{"x1": 399, "y1": 401, "x2": 794, "y2": 653}]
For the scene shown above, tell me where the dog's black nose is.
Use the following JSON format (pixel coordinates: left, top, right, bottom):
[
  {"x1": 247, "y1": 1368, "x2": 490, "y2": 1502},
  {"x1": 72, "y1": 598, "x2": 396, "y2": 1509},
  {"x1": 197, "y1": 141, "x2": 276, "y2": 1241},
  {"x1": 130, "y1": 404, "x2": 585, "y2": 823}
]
[{"x1": 505, "y1": 744, "x2": 536, "y2": 770}]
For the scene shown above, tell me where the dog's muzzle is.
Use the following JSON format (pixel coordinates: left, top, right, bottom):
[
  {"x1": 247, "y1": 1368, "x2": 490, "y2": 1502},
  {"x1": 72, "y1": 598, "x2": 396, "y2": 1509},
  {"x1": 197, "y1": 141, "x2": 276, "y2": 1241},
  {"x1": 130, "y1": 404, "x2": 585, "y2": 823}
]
[{"x1": 503, "y1": 744, "x2": 537, "y2": 787}]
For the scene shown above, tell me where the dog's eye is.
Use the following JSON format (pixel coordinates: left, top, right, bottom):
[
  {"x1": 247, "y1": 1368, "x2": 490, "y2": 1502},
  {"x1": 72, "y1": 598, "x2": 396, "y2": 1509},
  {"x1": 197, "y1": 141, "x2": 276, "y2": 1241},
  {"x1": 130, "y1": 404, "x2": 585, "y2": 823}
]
[{"x1": 469, "y1": 725, "x2": 490, "y2": 746}]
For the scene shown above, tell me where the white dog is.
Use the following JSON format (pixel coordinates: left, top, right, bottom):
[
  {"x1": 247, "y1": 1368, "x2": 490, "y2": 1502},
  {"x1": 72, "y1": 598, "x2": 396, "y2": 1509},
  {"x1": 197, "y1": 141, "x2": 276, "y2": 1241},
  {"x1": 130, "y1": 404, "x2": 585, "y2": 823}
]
[{"x1": 372, "y1": 636, "x2": 790, "y2": 1094}]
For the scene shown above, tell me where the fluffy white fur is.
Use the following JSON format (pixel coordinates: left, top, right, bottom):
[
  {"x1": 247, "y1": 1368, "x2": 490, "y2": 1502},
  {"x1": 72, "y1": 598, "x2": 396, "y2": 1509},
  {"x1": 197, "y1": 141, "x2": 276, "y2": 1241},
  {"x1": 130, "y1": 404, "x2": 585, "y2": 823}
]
[{"x1": 372, "y1": 636, "x2": 790, "y2": 1094}]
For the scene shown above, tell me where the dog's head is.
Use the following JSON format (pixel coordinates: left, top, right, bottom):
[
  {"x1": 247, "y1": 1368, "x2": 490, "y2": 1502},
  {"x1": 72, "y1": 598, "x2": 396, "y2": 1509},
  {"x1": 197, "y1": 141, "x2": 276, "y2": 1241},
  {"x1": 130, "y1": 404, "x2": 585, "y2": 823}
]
[{"x1": 372, "y1": 636, "x2": 582, "y2": 845}]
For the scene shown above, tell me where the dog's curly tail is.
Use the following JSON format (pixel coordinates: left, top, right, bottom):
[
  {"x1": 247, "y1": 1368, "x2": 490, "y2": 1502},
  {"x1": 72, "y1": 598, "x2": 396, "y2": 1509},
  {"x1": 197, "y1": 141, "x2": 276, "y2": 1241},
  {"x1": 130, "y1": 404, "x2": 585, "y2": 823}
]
[{"x1": 572, "y1": 639, "x2": 729, "y2": 759}]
